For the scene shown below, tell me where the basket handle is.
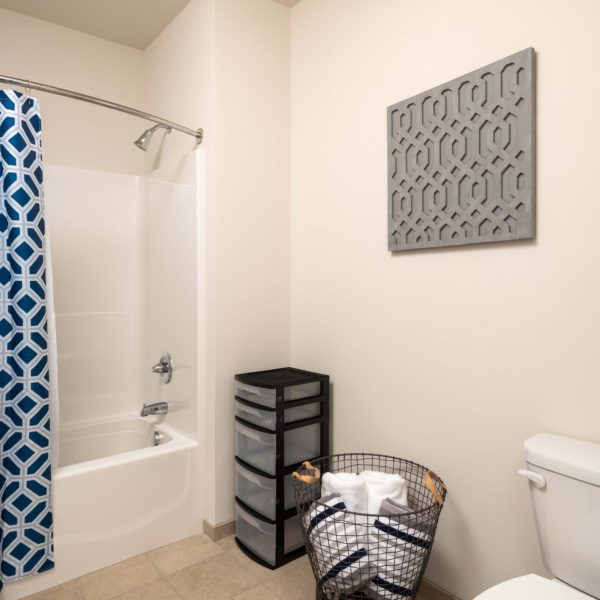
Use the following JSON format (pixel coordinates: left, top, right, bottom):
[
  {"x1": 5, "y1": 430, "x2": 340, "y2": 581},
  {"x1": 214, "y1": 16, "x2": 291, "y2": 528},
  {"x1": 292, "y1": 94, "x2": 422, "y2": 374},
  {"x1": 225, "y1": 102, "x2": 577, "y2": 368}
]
[
  {"x1": 292, "y1": 460, "x2": 321, "y2": 484},
  {"x1": 423, "y1": 470, "x2": 447, "y2": 506}
]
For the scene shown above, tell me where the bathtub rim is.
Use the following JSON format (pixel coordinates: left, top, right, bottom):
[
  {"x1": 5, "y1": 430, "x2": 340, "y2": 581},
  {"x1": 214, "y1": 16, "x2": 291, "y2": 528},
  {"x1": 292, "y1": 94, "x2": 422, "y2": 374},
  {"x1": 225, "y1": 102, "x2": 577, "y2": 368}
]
[{"x1": 55, "y1": 414, "x2": 197, "y2": 481}]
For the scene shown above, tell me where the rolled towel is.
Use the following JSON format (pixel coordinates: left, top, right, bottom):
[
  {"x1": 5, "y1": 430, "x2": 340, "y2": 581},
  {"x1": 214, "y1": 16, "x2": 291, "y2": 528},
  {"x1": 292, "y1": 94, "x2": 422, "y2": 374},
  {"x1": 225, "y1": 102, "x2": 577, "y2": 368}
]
[
  {"x1": 366, "y1": 496, "x2": 432, "y2": 599},
  {"x1": 359, "y1": 470, "x2": 408, "y2": 514},
  {"x1": 321, "y1": 472, "x2": 368, "y2": 513},
  {"x1": 304, "y1": 494, "x2": 371, "y2": 598},
  {"x1": 379, "y1": 496, "x2": 413, "y2": 517}
]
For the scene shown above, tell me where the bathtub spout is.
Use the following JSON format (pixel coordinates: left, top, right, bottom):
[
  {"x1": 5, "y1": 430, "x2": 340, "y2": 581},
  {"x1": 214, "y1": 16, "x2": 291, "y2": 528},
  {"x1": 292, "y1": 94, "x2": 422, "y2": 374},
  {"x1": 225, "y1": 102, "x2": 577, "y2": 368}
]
[{"x1": 141, "y1": 401, "x2": 169, "y2": 417}]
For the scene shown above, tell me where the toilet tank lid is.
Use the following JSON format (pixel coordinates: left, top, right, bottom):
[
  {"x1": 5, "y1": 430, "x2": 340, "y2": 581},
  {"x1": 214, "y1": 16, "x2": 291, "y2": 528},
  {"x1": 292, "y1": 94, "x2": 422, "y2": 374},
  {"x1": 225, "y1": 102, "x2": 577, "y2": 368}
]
[{"x1": 525, "y1": 434, "x2": 600, "y2": 486}]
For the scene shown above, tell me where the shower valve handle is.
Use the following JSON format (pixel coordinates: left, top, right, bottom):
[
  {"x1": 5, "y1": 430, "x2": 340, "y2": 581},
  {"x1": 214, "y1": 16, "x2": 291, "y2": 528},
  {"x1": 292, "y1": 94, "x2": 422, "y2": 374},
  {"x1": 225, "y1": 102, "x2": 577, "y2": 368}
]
[{"x1": 151, "y1": 352, "x2": 173, "y2": 384}]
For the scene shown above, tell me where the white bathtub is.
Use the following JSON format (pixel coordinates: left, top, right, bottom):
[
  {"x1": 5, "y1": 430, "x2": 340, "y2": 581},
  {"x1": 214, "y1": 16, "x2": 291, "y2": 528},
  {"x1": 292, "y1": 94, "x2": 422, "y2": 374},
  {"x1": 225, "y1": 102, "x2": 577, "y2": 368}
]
[
  {"x1": 58, "y1": 417, "x2": 175, "y2": 469},
  {"x1": 4, "y1": 416, "x2": 201, "y2": 600}
]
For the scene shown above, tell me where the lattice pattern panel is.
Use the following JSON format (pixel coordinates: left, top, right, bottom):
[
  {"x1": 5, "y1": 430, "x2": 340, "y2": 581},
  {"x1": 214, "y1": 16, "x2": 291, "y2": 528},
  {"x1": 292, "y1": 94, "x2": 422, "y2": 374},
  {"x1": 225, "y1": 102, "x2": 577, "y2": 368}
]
[
  {"x1": 388, "y1": 48, "x2": 535, "y2": 251},
  {"x1": 0, "y1": 89, "x2": 54, "y2": 587}
]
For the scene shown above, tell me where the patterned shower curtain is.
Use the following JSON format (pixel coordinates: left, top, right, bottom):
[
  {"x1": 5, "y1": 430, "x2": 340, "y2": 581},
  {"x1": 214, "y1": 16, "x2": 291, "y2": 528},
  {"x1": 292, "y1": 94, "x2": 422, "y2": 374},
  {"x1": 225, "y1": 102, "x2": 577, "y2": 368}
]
[{"x1": 0, "y1": 89, "x2": 54, "y2": 588}]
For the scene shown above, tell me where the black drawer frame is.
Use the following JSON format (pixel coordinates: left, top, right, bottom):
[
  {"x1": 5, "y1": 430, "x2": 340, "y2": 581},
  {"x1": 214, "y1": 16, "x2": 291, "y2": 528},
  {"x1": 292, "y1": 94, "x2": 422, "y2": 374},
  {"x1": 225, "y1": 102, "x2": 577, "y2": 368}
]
[{"x1": 233, "y1": 368, "x2": 330, "y2": 569}]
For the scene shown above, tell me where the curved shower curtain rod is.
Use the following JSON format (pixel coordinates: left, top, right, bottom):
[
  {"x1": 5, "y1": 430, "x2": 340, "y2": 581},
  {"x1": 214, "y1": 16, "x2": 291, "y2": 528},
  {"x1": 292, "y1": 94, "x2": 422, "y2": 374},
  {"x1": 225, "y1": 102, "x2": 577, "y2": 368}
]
[{"x1": 0, "y1": 74, "x2": 203, "y2": 143}]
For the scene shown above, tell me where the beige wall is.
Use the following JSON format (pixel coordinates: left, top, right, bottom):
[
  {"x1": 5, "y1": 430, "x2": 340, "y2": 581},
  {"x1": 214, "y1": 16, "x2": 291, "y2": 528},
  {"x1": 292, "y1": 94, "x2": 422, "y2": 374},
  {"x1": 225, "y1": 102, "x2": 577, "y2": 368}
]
[
  {"x1": 206, "y1": 0, "x2": 291, "y2": 525},
  {"x1": 0, "y1": 8, "x2": 146, "y2": 174},
  {"x1": 0, "y1": 2, "x2": 209, "y2": 176},
  {"x1": 143, "y1": 0, "x2": 208, "y2": 174},
  {"x1": 290, "y1": 1, "x2": 600, "y2": 598}
]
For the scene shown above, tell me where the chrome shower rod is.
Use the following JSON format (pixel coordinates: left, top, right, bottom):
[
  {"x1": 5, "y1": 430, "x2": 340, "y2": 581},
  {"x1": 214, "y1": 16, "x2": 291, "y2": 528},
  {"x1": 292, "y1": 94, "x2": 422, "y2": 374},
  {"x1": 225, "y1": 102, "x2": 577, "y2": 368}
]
[{"x1": 0, "y1": 74, "x2": 203, "y2": 143}]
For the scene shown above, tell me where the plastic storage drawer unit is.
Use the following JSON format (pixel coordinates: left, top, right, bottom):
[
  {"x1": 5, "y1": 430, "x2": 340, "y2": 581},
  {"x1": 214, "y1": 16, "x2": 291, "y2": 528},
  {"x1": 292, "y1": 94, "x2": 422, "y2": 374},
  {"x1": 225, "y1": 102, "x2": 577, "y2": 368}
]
[
  {"x1": 235, "y1": 461, "x2": 296, "y2": 521},
  {"x1": 234, "y1": 398, "x2": 321, "y2": 431},
  {"x1": 235, "y1": 381, "x2": 321, "y2": 409},
  {"x1": 235, "y1": 502, "x2": 304, "y2": 566},
  {"x1": 234, "y1": 367, "x2": 329, "y2": 569}
]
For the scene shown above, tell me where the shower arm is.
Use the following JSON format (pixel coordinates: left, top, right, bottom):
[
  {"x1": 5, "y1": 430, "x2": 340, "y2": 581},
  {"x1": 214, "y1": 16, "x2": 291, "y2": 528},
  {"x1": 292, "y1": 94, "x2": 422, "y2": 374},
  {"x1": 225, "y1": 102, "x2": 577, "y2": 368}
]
[{"x1": 0, "y1": 74, "x2": 203, "y2": 143}]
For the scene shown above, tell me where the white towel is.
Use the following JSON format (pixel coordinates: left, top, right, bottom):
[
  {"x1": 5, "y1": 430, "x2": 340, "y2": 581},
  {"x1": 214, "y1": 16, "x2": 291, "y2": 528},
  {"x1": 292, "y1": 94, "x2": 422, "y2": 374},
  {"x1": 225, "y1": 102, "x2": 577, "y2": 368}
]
[
  {"x1": 304, "y1": 494, "x2": 371, "y2": 598},
  {"x1": 359, "y1": 471, "x2": 409, "y2": 514},
  {"x1": 321, "y1": 472, "x2": 368, "y2": 513}
]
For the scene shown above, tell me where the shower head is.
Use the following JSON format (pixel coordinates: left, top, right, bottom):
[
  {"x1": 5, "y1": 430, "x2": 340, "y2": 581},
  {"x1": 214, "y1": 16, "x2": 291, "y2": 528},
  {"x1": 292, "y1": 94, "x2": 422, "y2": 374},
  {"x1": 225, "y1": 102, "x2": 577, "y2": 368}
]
[{"x1": 133, "y1": 123, "x2": 171, "y2": 151}]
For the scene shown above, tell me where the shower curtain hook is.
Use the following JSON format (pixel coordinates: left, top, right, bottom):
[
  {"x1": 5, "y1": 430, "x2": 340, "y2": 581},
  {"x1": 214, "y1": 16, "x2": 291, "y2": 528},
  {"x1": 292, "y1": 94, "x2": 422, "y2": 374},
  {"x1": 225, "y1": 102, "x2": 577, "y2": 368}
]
[{"x1": 25, "y1": 80, "x2": 32, "y2": 97}]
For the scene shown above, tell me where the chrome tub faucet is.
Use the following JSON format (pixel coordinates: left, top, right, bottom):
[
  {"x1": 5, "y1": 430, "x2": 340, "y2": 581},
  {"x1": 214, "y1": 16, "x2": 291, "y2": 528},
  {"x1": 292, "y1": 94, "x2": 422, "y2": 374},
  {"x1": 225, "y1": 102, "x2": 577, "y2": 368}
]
[{"x1": 141, "y1": 401, "x2": 169, "y2": 417}]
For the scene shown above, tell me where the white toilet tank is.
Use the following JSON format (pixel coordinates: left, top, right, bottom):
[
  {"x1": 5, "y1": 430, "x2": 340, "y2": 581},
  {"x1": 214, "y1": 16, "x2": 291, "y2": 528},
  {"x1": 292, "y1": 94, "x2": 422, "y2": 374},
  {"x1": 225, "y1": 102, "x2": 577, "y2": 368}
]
[{"x1": 524, "y1": 434, "x2": 600, "y2": 599}]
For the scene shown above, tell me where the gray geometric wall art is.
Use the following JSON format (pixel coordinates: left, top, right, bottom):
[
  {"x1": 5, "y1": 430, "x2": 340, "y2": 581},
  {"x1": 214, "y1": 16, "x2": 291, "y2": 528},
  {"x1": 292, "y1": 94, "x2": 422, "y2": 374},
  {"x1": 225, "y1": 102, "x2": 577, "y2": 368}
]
[{"x1": 388, "y1": 48, "x2": 535, "y2": 251}]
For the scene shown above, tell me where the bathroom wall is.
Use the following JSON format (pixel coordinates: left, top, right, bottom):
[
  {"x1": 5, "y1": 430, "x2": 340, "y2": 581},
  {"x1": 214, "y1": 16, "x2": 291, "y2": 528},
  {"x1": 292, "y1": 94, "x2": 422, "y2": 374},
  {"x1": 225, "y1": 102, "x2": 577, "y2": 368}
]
[
  {"x1": 44, "y1": 166, "x2": 144, "y2": 425},
  {"x1": 0, "y1": 3, "x2": 209, "y2": 178},
  {"x1": 143, "y1": 0, "x2": 209, "y2": 176},
  {"x1": 206, "y1": 0, "x2": 292, "y2": 525},
  {"x1": 0, "y1": 8, "x2": 146, "y2": 175},
  {"x1": 290, "y1": 1, "x2": 600, "y2": 598}
]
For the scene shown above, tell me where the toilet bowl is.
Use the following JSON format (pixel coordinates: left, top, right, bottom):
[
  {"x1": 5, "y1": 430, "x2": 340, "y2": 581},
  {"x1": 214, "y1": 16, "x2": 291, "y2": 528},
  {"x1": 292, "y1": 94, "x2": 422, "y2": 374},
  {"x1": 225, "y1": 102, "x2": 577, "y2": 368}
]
[
  {"x1": 474, "y1": 434, "x2": 600, "y2": 600},
  {"x1": 474, "y1": 574, "x2": 592, "y2": 599}
]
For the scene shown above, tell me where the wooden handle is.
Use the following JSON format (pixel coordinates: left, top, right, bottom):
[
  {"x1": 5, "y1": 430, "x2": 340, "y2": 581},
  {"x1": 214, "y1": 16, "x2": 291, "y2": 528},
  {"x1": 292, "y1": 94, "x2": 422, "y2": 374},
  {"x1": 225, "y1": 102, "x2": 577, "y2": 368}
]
[
  {"x1": 423, "y1": 470, "x2": 447, "y2": 506},
  {"x1": 292, "y1": 461, "x2": 321, "y2": 484}
]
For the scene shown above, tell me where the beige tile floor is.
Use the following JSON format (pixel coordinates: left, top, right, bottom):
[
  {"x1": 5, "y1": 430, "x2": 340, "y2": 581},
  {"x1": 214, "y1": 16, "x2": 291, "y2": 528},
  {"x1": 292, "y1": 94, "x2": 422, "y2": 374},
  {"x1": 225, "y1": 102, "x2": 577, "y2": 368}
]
[
  {"x1": 24, "y1": 534, "x2": 314, "y2": 600},
  {"x1": 24, "y1": 534, "x2": 427, "y2": 600}
]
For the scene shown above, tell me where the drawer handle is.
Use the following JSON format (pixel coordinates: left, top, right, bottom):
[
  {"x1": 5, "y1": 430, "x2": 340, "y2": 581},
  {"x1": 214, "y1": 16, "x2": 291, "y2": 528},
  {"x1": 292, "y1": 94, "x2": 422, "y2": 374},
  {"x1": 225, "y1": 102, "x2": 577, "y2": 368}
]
[
  {"x1": 239, "y1": 509, "x2": 271, "y2": 533},
  {"x1": 292, "y1": 461, "x2": 321, "y2": 484},
  {"x1": 239, "y1": 405, "x2": 261, "y2": 417},
  {"x1": 238, "y1": 386, "x2": 259, "y2": 395},
  {"x1": 239, "y1": 426, "x2": 263, "y2": 442},
  {"x1": 240, "y1": 469, "x2": 269, "y2": 488}
]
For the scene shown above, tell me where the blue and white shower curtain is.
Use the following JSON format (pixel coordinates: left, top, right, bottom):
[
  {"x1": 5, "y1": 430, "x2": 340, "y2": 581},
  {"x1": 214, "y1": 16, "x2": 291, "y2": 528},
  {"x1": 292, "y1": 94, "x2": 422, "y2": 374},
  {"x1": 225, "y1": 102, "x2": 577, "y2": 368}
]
[{"x1": 0, "y1": 89, "x2": 54, "y2": 588}]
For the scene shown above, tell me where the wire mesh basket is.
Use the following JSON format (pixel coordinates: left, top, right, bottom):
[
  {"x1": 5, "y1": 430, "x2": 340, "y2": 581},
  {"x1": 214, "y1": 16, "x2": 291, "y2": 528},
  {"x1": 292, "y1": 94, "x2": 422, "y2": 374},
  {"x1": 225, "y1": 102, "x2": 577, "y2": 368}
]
[{"x1": 292, "y1": 453, "x2": 447, "y2": 600}]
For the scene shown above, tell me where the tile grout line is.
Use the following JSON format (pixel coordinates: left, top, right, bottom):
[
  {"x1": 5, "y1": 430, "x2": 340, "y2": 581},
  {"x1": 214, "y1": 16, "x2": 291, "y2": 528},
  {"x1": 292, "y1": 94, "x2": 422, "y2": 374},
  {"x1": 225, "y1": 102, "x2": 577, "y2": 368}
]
[{"x1": 163, "y1": 576, "x2": 186, "y2": 600}]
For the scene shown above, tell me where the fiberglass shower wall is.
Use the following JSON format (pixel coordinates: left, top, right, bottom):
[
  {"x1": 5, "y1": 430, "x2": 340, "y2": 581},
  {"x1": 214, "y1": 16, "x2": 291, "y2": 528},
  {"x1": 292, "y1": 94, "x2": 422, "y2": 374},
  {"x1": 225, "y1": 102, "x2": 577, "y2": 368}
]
[
  {"x1": 142, "y1": 154, "x2": 199, "y2": 438},
  {"x1": 43, "y1": 154, "x2": 198, "y2": 436},
  {"x1": 44, "y1": 166, "x2": 144, "y2": 425}
]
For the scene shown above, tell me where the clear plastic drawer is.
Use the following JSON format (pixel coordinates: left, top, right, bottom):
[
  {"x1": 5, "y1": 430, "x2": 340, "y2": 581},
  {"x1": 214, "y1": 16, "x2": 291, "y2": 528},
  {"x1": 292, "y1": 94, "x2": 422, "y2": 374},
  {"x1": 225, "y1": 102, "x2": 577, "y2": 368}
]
[
  {"x1": 234, "y1": 398, "x2": 321, "y2": 431},
  {"x1": 235, "y1": 381, "x2": 321, "y2": 409},
  {"x1": 235, "y1": 420, "x2": 320, "y2": 476},
  {"x1": 235, "y1": 461, "x2": 296, "y2": 521},
  {"x1": 235, "y1": 502, "x2": 304, "y2": 566}
]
